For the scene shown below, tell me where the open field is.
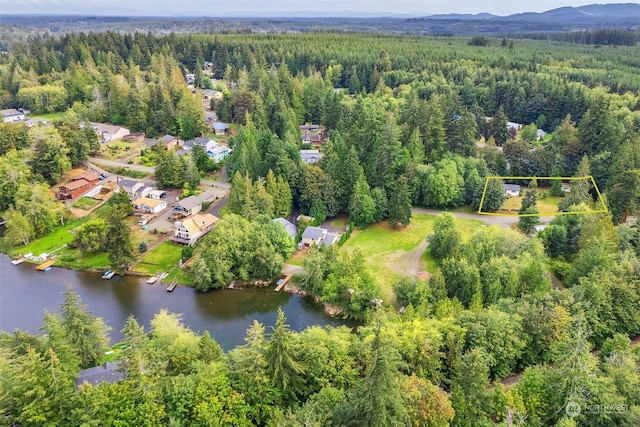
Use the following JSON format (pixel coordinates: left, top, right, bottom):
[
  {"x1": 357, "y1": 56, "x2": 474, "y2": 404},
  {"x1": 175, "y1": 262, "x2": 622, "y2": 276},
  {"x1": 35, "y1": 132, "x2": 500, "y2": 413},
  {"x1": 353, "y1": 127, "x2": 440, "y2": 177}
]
[
  {"x1": 71, "y1": 197, "x2": 101, "y2": 210},
  {"x1": 499, "y1": 189, "x2": 564, "y2": 215},
  {"x1": 341, "y1": 213, "x2": 482, "y2": 302},
  {"x1": 132, "y1": 241, "x2": 183, "y2": 275},
  {"x1": 99, "y1": 140, "x2": 147, "y2": 162}
]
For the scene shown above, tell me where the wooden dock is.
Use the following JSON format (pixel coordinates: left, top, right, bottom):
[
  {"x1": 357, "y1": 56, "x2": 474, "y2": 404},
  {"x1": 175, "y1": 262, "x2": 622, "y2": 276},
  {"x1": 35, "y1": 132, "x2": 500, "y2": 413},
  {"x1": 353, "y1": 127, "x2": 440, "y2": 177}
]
[
  {"x1": 274, "y1": 274, "x2": 292, "y2": 292},
  {"x1": 35, "y1": 259, "x2": 54, "y2": 271},
  {"x1": 11, "y1": 257, "x2": 27, "y2": 265},
  {"x1": 146, "y1": 274, "x2": 159, "y2": 284},
  {"x1": 166, "y1": 281, "x2": 178, "y2": 292}
]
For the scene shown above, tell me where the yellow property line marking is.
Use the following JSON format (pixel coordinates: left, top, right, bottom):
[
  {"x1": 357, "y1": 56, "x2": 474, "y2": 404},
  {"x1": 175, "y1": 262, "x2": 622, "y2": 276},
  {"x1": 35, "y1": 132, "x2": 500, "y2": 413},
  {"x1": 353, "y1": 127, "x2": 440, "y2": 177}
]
[{"x1": 478, "y1": 176, "x2": 609, "y2": 217}]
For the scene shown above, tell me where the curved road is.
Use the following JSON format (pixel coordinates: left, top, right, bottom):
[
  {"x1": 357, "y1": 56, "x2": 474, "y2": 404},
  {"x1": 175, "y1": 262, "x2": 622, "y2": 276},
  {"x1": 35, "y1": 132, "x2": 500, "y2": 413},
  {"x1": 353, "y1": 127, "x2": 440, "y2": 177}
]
[{"x1": 88, "y1": 157, "x2": 230, "y2": 190}]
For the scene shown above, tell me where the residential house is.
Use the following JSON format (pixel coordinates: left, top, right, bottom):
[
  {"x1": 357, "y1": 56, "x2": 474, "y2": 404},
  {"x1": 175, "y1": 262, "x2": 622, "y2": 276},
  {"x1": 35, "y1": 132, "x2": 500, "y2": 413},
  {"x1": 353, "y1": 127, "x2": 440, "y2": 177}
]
[
  {"x1": 273, "y1": 218, "x2": 297, "y2": 240},
  {"x1": 201, "y1": 89, "x2": 222, "y2": 101},
  {"x1": 1, "y1": 108, "x2": 25, "y2": 123},
  {"x1": 213, "y1": 122, "x2": 230, "y2": 135},
  {"x1": 183, "y1": 136, "x2": 218, "y2": 153},
  {"x1": 561, "y1": 181, "x2": 571, "y2": 193},
  {"x1": 57, "y1": 170, "x2": 100, "y2": 200},
  {"x1": 143, "y1": 138, "x2": 159, "y2": 148},
  {"x1": 300, "y1": 149, "x2": 324, "y2": 164},
  {"x1": 209, "y1": 145, "x2": 230, "y2": 162},
  {"x1": 132, "y1": 197, "x2": 167, "y2": 214},
  {"x1": 75, "y1": 362, "x2": 123, "y2": 388},
  {"x1": 536, "y1": 129, "x2": 547, "y2": 141},
  {"x1": 92, "y1": 123, "x2": 130, "y2": 143},
  {"x1": 123, "y1": 132, "x2": 146, "y2": 143},
  {"x1": 301, "y1": 226, "x2": 327, "y2": 247},
  {"x1": 172, "y1": 212, "x2": 219, "y2": 246},
  {"x1": 138, "y1": 186, "x2": 153, "y2": 199},
  {"x1": 172, "y1": 195, "x2": 203, "y2": 218},
  {"x1": 196, "y1": 189, "x2": 218, "y2": 203},
  {"x1": 504, "y1": 184, "x2": 521, "y2": 198},
  {"x1": 118, "y1": 179, "x2": 144, "y2": 199},
  {"x1": 185, "y1": 73, "x2": 195, "y2": 84},
  {"x1": 322, "y1": 232, "x2": 341, "y2": 247},
  {"x1": 161, "y1": 134, "x2": 183, "y2": 150},
  {"x1": 300, "y1": 124, "x2": 327, "y2": 146}
]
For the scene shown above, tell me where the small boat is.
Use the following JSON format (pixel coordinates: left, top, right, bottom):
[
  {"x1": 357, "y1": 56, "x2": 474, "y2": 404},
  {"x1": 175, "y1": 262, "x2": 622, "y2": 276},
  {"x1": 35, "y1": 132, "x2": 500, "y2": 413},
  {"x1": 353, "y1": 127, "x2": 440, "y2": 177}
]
[
  {"x1": 160, "y1": 272, "x2": 169, "y2": 280},
  {"x1": 36, "y1": 260, "x2": 55, "y2": 271},
  {"x1": 102, "y1": 270, "x2": 116, "y2": 279},
  {"x1": 11, "y1": 257, "x2": 27, "y2": 265}
]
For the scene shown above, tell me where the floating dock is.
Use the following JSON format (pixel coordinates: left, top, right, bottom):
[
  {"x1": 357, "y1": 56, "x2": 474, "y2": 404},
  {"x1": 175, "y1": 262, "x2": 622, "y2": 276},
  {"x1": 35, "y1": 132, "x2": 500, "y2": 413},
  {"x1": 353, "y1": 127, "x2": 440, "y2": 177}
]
[
  {"x1": 35, "y1": 260, "x2": 55, "y2": 271},
  {"x1": 146, "y1": 274, "x2": 160, "y2": 284},
  {"x1": 11, "y1": 257, "x2": 26, "y2": 265},
  {"x1": 274, "y1": 274, "x2": 292, "y2": 292},
  {"x1": 166, "y1": 281, "x2": 178, "y2": 292}
]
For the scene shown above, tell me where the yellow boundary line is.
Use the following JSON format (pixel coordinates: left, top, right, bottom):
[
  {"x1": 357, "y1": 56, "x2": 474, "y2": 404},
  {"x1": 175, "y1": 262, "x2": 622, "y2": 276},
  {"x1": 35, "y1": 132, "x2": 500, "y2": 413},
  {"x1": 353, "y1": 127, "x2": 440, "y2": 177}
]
[{"x1": 477, "y1": 176, "x2": 608, "y2": 217}]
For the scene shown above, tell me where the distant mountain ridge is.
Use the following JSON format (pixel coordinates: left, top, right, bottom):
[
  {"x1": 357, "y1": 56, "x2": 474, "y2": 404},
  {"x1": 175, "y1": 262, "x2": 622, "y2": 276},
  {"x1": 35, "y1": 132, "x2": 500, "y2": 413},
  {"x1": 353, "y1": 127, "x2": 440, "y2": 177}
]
[{"x1": 420, "y1": 3, "x2": 640, "y2": 24}]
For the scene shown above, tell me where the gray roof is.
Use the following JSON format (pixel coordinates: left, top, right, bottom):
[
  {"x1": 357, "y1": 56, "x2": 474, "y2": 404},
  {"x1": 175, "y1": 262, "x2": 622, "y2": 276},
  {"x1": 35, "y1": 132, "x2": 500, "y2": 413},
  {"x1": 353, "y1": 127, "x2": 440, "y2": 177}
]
[
  {"x1": 300, "y1": 149, "x2": 324, "y2": 163},
  {"x1": 504, "y1": 184, "x2": 521, "y2": 192},
  {"x1": 161, "y1": 134, "x2": 177, "y2": 143},
  {"x1": 210, "y1": 145, "x2": 230, "y2": 155},
  {"x1": 213, "y1": 122, "x2": 229, "y2": 130},
  {"x1": 273, "y1": 218, "x2": 297, "y2": 239},
  {"x1": 175, "y1": 195, "x2": 202, "y2": 210},
  {"x1": 75, "y1": 362, "x2": 124, "y2": 387},
  {"x1": 196, "y1": 189, "x2": 218, "y2": 202},
  {"x1": 322, "y1": 232, "x2": 341, "y2": 247},
  {"x1": 118, "y1": 179, "x2": 139, "y2": 189},
  {"x1": 1, "y1": 108, "x2": 22, "y2": 117},
  {"x1": 301, "y1": 226, "x2": 326, "y2": 241},
  {"x1": 185, "y1": 137, "x2": 212, "y2": 148}
]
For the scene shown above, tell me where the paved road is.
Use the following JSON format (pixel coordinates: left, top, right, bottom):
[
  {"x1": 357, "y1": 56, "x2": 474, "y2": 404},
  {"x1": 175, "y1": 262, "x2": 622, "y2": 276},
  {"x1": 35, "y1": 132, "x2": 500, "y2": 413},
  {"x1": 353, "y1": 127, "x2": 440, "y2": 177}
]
[
  {"x1": 411, "y1": 208, "x2": 554, "y2": 228},
  {"x1": 88, "y1": 157, "x2": 231, "y2": 190}
]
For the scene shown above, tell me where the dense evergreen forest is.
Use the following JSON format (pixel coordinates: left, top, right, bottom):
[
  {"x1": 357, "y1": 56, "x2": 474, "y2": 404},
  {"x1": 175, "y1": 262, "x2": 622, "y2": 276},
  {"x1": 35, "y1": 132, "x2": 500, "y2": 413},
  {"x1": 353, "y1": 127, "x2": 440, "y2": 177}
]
[{"x1": 1, "y1": 31, "x2": 640, "y2": 425}]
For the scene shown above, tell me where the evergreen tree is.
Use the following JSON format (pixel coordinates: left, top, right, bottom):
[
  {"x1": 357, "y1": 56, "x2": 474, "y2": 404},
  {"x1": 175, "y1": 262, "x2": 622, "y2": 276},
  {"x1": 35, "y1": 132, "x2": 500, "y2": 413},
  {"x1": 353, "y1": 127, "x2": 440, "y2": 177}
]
[
  {"x1": 491, "y1": 106, "x2": 509, "y2": 146},
  {"x1": 519, "y1": 178, "x2": 540, "y2": 233},
  {"x1": 105, "y1": 207, "x2": 135, "y2": 271},
  {"x1": 430, "y1": 213, "x2": 461, "y2": 261},
  {"x1": 31, "y1": 126, "x2": 71, "y2": 185},
  {"x1": 559, "y1": 156, "x2": 593, "y2": 212},
  {"x1": 388, "y1": 175, "x2": 412, "y2": 228},
  {"x1": 348, "y1": 172, "x2": 376, "y2": 228},
  {"x1": 265, "y1": 308, "x2": 303, "y2": 404}
]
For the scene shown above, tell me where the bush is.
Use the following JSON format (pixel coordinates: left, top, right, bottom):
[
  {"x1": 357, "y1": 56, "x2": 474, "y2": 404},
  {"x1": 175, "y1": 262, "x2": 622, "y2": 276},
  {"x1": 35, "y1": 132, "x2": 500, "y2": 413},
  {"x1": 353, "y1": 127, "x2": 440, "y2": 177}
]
[
  {"x1": 139, "y1": 242, "x2": 148, "y2": 253},
  {"x1": 182, "y1": 245, "x2": 194, "y2": 260}
]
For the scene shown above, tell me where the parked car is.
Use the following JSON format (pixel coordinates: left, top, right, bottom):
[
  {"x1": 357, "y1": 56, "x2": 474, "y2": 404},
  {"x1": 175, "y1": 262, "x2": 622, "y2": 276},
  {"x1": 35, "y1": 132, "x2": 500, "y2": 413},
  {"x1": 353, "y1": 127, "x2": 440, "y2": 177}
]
[{"x1": 99, "y1": 173, "x2": 108, "y2": 180}]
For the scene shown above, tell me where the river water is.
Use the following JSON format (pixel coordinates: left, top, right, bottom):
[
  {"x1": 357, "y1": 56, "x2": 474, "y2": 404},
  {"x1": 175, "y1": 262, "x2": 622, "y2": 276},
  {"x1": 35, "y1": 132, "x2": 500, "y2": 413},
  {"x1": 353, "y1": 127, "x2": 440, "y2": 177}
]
[{"x1": 0, "y1": 255, "x2": 353, "y2": 351}]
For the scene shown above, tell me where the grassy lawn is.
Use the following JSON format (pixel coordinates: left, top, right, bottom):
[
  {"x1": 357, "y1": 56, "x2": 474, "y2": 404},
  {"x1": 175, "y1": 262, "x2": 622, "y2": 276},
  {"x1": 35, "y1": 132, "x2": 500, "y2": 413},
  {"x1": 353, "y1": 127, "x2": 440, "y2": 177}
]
[
  {"x1": 500, "y1": 190, "x2": 563, "y2": 215},
  {"x1": 99, "y1": 140, "x2": 147, "y2": 161},
  {"x1": 329, "y1": 217, "x2": 348, "y2": 228},
  {"x1": 30, "y1": 112, "x2": 64, "y2": 121},
  {"x1": 100, "y1": 165, "x2": 149, "y2": 179},
  {"x1": 341, "y1": 213, "x2": 482, "y2": 302},
  {"x1": 286, "y1": 250, "x2": 308, "y2": 266},
  {"x1": 71, "y1": 197, "x2": 100, "y2": 210},
  {"x1": 132, "y1": 241, "x2": 184, "y2": 275}
]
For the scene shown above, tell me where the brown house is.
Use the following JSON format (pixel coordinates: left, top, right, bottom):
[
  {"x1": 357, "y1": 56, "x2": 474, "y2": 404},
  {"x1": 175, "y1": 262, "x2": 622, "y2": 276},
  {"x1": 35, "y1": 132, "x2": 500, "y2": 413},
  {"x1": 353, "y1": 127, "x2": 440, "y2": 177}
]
[
  {"x1": 57, "y1": 171, "x2": 100, "y2": 200},
  {"x1": 161, "y1": 134, "x2": 183, "y2": 150},
  {"x1": 123, "y1": 132, "x2": 146, "y2": 143}
]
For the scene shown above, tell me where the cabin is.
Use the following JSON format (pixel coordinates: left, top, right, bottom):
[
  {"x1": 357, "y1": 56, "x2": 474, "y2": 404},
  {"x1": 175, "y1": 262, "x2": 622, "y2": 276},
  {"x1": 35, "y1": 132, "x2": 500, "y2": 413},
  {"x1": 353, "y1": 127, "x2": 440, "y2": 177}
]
[
  {"x1": 273, "y1": 217, "x2": 297, "y2": 240},
  {"x1": 504, "y1": 184, "x2": 521, "y2": 198},
  {"x1": 1, "y1": 108, "x2": 25, "y2": 123},
  {"x1": 123, "y1": 132, "x2": 146, "y2": 143},
  {"x1": 561, "y1": 181, "x2": 571, "y2": 193},
  {"x1": 132, "y1": 197, "x2": 167, "y2": 214},
  {"x1": 172, "y1": 212, "x2": 219, "y2": 246},
  {"x1": 213, "y1": 122, "x2": 230, "y2": 136},
  {"x1": 300, "y1": 149, "x2": 324, "y2": 164},
  {"x1": 300, "y1": 124, "x2": 327, "y2": 146},
  {"x1": 161, "y1": 134, "x2": 183, "y2": 150},
  {"x1": 57, "y1": 171, "x2": 100, "y2": 200}
]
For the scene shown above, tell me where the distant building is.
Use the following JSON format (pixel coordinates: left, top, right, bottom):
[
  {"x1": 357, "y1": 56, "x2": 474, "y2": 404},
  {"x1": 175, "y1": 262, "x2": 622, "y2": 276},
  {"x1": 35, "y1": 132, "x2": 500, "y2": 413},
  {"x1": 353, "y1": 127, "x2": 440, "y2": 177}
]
[
  {"x1": 183, "y1": 136, "x2": 218, "y2": 153},
  {"x1": 504, "y1": 184, "x2": 521, "y2": 198},
  {"x1": 92, "y1": 123, "x2": 130, "y2": 143},
  {"x1": 57, "y1": 170, "x2": 100, "y2": 200},
  {"x1": 300, "y1": 149, "x2": 324, "y2": 164},
  {"x1": 300, "y1": 123, "x2": 327, "y2": 146},
  {"x1": 123, "y1": 132, "x2": 146, "y2": 143},
  {"x1": 213, "y1": 122, "x2": 230, "y2": 136},
  {"x1": 273, "y1": 218, "x2": 297, "y2": 240},
  {"x1": 117, "y1": 179, "x2": 145, "y2": 199},
  {"x1": 1, "y1": 108, "x2": 25, "y2": 123},
  {"x1": 209, "y1": 145, "x2": 230, "y2": 162},
  {"x1": 161, "y1": 134, "x2": 183, "y2": 150},
  {"x1": 173, "y1": 195, "x2": 203, "y2": 218},
  {"x1": 300, "y1": 226, "x2": 341, "y2": 248}
]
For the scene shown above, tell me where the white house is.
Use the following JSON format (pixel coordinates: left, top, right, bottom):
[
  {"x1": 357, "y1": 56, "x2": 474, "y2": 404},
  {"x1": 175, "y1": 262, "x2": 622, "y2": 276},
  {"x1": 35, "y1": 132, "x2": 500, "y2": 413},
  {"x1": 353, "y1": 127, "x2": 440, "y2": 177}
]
[
  {"x1": 118, "y1": 179, "x2": 144, "y2": 199},
  {"x1": 92, "y1": 123, "x2": 130, "y2": 143},
  {"x1": 1, "y1": 108, "x2": 25, "y2": 123},
  {"x1": 172, "y1": 195, "x2": 203, "y2": 218},
  {"x1": 132, "y1": 197, "x2": 167, "y2": 214},
  {"x1": 301, "y1": 226, "x2": 327, "y2": 247},
  {"x1": 183, "y1": 137, "x2": 218, "y2": 153},
  {"x1": 172, "y1": 212, "x2": 219, "y2": 246},
  {"x1": 504, "y1": 184, "x2": 521, "y2": 198},
  {"x1": 149, "y1": 189, "x2": 167, "y2": 200}
]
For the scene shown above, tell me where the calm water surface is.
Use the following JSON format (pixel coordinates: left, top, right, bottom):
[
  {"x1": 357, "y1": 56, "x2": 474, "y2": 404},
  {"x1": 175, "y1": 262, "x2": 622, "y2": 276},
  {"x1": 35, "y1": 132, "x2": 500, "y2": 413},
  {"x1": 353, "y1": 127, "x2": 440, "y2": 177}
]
[{"x1": 0, "y1": 255, "x2": 353, "y2": 351}]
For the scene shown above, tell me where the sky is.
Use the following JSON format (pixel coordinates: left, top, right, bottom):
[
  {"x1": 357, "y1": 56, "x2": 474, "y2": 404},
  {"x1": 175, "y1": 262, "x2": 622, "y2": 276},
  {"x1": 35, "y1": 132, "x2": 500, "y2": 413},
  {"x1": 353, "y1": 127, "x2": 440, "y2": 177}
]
[{"x1": 0, "y1": 0, "x2": 629, "y2": 17}]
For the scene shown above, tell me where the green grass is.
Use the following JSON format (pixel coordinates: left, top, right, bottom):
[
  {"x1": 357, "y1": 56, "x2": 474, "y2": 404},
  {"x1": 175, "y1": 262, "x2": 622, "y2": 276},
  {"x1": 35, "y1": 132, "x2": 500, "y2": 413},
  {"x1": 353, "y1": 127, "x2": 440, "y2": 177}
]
[
  {"x1": 71, "y1": 197, "x2": 100, "y2": 210},
  {"x1": 30, "y1": 112, "x2": 64, "y2": 121},
  {"x1": 341, "y1": 213, "x2": 481, "y2": 302},
  {"x1": 101, "y1": 166, "x2": 149, "y2": 179},
  {"x1": 329, "y1": 217, "x2": 348, "y2": 228},
  {"x1": 286, "y1": 250, "x2": 307, "y2": 266},
  {"x1": 500, "y1": 190, "x2": 563, "y2": 215},
  {"x1": 132, "y1": 241, "x2": 184, "y2": 275}
]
